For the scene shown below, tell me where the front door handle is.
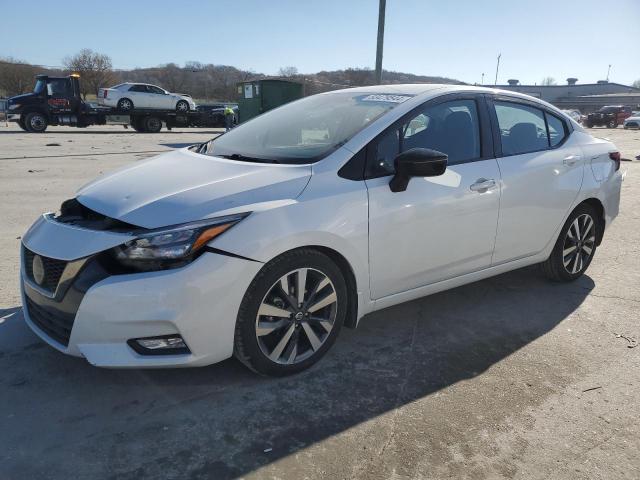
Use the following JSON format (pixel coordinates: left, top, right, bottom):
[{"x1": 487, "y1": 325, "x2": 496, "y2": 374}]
[
  {"x1": 470, "y1": 178, "x2": 496, "y2": 192},
  {"x1": 563, "y1": 154, "x2": 581, "y2": 166}
]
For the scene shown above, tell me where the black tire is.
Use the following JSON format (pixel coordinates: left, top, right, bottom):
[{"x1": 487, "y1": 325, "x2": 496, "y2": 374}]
[
  {"x1": 606, "y1": 119, "x2": 617, "y2": 128},
  {"x1": 541, "y1": 204, "x2": 599, "y2": 282},
  {"x1": 24, "y1": 112, "x2": 48, "y2": 133},
  {"x1": 117, "y1": 98, "x2": 134, "y2": 111},
  {"x1": 585, "y1": 121, "x2": 593, "y2": 128},
  {"x1": 234, "y1": 248, "x2": 348, "y2": 376},
  {"x1": 131, "y1": 117, "x2": 146, "y2": 132},
  {"x1": 176, "y1": 100, "x2": 190, "y2": 112},
  {"x1": 17, "y1": 118, "x2": 28, "y2": 131},
  {"x1": 143, "y1": 116, "x2": 162, "y2": 133}
]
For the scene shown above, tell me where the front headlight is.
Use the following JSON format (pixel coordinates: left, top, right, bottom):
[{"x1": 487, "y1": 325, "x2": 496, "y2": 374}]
[
  {"x1": 110, "y1": 213, "x2": 248, "y2": 271},
  {"x1": 9, "y1": 103, "x2": 21, "y2": 110}
]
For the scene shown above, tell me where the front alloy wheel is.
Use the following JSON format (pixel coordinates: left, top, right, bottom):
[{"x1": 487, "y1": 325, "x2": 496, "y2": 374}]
[
  {"x1": 256, "y1": 268, "x2": 337, "y2": 365},
  {"x1": 25, "y1": 112, "x2": 48, "y2": 132},
  {"x1": 234, "y1": 249, "x2": 347, "y2": 376}
]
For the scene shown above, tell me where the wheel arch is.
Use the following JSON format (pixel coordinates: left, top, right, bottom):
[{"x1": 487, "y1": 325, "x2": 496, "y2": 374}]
[
  {"x1": 117, "y1": 97, "x2": 133, "y2": 108},
  {"x1": 261, "y1": 245, "x2": 360, "y2": 329},
  {"x1": 579, "y1": 198, "x2": 606, "y2": 245},
  {"x1": 308, "y1": 245, "x2": 359, "y2": 329},
  {"x1": 21, "y1": 106, "x2": 48, "y2": 120}
]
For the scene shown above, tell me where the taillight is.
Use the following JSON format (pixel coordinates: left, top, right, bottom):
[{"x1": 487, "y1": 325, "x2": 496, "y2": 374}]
[{"x1": 609, "y1": 151, "x2": 621, "y2": 171}]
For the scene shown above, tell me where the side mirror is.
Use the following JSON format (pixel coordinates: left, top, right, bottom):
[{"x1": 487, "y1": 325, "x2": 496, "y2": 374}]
[{"x1": 389, "y1": 148, "x2": 448, "y2": 192}]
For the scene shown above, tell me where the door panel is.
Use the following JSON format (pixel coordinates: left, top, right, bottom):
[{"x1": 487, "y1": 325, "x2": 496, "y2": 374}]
[
  {"x1": 365, "y1": 95, "x2": 501, "y2": 299},
  {"x1": 491, "y1": 101, "x2": 584, "y2": 264},
  {"x1": 493, "y1": 144, "x2": 583, "y2": 263},
  {"x1": 367, "y1": 160, "x2": 501, "y2": 299},
  {"x1": 127, "y1": 85, "x2": 147, "y2": 108},
  {"x1": 46, "y1": 78, "x2": 77, "y2": 114},
  {"x1": 147, "y1": 85, "x2": 171, "y2": 108}
]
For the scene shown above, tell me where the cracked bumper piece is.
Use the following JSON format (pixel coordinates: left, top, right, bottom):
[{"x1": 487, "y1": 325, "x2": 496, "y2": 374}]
[{"x1": 21, "y1": 246, "x2": 262, "y2": 368}]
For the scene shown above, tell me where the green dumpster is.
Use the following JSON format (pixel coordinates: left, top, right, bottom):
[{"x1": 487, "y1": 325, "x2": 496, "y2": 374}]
[{"x1": 236, "y1": 79, "x2": 304, "y2": 123}]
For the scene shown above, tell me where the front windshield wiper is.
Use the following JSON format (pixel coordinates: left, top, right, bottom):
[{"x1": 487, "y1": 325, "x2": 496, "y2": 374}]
[{"x1": 216, "y1": 153, "x2": 280, "y2": 164}]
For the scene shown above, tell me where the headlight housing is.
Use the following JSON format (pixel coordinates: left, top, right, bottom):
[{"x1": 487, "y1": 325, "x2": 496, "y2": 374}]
[
  {"x1": 9, "y1": 103, "x2": 21, "y2": 110},
  {"x1": 110, "y1": 213, "x2": 248, "y2": 272}
]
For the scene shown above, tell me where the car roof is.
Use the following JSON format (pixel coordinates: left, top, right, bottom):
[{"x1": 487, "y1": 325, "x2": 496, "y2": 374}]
[
  {"x1": 322, "y1": 83, "x2": 563, "y2": 110},
  {"x1": 116, "y1": 82, "x2": 164, "y2": 89}
]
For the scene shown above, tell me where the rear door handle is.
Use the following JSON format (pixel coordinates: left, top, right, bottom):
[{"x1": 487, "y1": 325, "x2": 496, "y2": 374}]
[
  {"x1": 470, "y1": 178, "x2": 496, "y2": 192},
  {"x1": 563, "y1": 154, "x2": 581, "y2": 166}
]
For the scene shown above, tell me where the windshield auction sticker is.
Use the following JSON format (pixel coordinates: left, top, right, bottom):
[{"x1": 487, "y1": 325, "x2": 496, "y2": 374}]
[{"x1": 360, "y1": 94, "x2": 413, "y2": 103}]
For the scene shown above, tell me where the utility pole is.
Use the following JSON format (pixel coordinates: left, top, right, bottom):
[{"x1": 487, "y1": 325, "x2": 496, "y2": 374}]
[
  {"x1": 375, "y1": 0, "x2": 386, "y2": 85},
  {"x1": 494, "y1": 54, "x2": 501, "y2": 86},
  {"x1": 606, "y1": 64, "x2": 611, "y2": 82},
  {"x1": 481, "y1": 73, "x2": 485, "y2": 85}
]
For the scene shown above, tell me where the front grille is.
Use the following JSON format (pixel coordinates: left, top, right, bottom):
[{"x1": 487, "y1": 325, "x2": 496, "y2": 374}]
[
  {"x1": 23, "y1": 248, "x2": 67, "y2": 293},
  {"x1": 25, "y1": 296, "x2": 75, "y2": 346}
]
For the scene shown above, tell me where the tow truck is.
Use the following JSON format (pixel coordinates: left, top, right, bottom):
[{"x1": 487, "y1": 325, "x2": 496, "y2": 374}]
[{"x1": 5, "y1": 74, "x2": 224, "y2": 133}]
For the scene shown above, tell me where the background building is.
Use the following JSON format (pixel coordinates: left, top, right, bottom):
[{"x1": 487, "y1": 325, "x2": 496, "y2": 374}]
[{"x1": 485, "y1": 78, "x2": 640, "y2": 112}]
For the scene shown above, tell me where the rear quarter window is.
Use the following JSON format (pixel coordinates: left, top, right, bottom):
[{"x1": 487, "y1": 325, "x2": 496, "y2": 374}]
[{"x1": 546, "y1": 113, "x2": 567, "y2": 147}]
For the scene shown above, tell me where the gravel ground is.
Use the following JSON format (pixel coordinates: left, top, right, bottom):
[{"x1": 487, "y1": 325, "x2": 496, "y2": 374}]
[{"x1": 0, "y1": 123, "x2": 639, "y2": 480}]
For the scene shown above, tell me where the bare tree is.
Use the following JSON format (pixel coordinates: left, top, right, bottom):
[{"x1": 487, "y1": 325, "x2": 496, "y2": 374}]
[
  {"x1": 632, "y1": 79, "x2": 640, "y2": 89},
  {"x1": 159, "y1": 63, "x2": 187, "y2": 92},
  {"x1": 0, "y1": 58, "x2": 39, "y2": 96},
  {"x1": 541, "y1": 77, "x2": 557, "y2": 86},
  {"x1": 63, "y1": 49, "x2": 117, "y2": 99},
  {"x1": 344, "y1": 68, "x2": 374, "y2": 86},
  {"x1": 278, "y1": 66, "x2": 299, "y2": 77}
]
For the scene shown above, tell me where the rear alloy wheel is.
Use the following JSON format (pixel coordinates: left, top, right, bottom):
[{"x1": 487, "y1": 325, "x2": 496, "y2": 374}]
[
  {"x1": 234, "y1": 249, "x2": 347, "y2": 376},
  {"x1": 541, "y1": 205, "x2": 598, "y2": 281},
  {"x1": 25, "y1": 112, "x2": 48, "y2": 133},
  {"x1": 606, "y1": 119, "x2": 617, "y2": 128},
  {"x1": 117, "y1": 98, "x2": 134, "y2": 111},
  {"x1": 176, "y1": 100, "x2": 190, "y2": 112}
]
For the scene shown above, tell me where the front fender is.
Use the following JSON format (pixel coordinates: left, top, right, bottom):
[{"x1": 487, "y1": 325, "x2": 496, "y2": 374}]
[{"x1": 211, "y1": 175, "x2": 372, "y2": 319}]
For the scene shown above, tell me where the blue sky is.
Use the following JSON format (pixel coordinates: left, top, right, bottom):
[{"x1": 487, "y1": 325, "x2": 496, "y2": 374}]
[{"x1": 1, "y1": 0, "x2": 638, "y2": 85}]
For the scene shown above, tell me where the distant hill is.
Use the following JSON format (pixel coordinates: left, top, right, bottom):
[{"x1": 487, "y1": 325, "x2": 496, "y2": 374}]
[
  {"x1": 271, "y1": 68, "x2": 465, "y2": 95},
  {"x1": 0, "y1": 56, "x2": 465, "y2": 101}
]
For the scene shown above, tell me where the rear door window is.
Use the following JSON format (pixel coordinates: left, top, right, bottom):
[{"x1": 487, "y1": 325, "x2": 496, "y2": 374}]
[{"x1": 494, "y1": 101, "x2": 549, "y2": 156}]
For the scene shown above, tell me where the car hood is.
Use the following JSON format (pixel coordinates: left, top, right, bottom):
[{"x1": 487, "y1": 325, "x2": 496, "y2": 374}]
[
  {"x1": 76, "y1": 148, "x2": 312, "y2": 229},
  {"x1": 9, "y1": 93, "x2": 37, "y2": 103}
]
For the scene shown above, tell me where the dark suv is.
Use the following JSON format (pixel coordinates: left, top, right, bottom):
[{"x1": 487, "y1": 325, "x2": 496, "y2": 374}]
[{"x1": 584, "y1": 105, "x2": 632, "y2": 128}]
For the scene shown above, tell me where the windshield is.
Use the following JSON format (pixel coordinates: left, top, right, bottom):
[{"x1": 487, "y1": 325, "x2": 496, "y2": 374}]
[
  {"x1": 205, "y1": 91, "x2": 413, "y2": 164},
  {"x1": 33, "y1": 79, "x2": 46, "y2": 94},
  {"x1": 598, "y1": 106, "x2": 618, "y2": 113}
]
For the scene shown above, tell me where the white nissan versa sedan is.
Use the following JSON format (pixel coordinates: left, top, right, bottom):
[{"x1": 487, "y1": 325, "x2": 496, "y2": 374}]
[{"x1": 21, "y1": 85, "x2": 623, "y2": 376}]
